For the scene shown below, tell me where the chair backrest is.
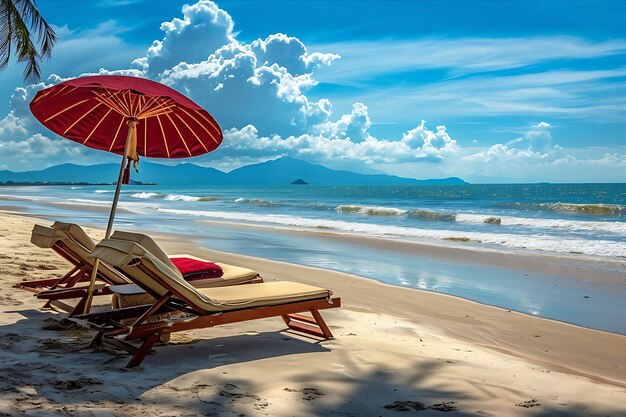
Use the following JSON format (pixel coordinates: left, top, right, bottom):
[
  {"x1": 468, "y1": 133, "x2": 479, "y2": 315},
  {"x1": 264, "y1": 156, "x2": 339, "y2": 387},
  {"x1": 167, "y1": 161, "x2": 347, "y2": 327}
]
[
  {"x1": 92, "y1": 239, "x2": 211, "y2": 311},
  {"x1": 109, "y1": 230, "x2": 181, "y2": 277},
  {"x1": 31, "y1": 223, "x2": 129, "y2": 285},
  {"x1": 52, "y1": 222, "x2": 96, "y2": 251}
]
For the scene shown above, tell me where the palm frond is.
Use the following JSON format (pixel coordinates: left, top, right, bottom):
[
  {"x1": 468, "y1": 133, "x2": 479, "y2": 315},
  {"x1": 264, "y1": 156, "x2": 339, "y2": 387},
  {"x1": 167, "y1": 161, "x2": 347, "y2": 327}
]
[{"x1": 0, "y1": 0, "x2": 57, "y2": 81}]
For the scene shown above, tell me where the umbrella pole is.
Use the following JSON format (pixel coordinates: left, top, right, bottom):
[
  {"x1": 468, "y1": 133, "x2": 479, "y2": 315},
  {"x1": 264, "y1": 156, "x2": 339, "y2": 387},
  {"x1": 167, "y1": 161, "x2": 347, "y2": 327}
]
[{"x1": 83, "y1": 119, "x2": 137, "y2": 314}]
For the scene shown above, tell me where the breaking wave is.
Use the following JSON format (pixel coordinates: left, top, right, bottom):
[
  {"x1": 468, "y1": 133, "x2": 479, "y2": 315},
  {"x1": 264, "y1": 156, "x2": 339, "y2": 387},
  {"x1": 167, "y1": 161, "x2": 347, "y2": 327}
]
[
  {"x1": 131, "y1": 192, "x2": 164, "y2": 199},
  {"x1": 336, "y1": 205, "x2": 456, "y2": 221},
  {"x1": 499, "y1": 202, "x2": 626, "y2": 216},
  {"x1": 234, "y1": 198, "x2": 280, "y2": 207},
  {"x1": 336, "y1": 205, "x2": 407, "y2": 216},
  {"x1": 131, "y1": 192, "x2": 220, "y2": 202},
  {"x1": 408, "y1": 209, "x2": 457, "y2": 222},
  {"x1": 156, "y1": 208, "x2": 626, "y2": 258},
  {"x1": 456, "y1": 213, "x2": 626, "y2": 234}
]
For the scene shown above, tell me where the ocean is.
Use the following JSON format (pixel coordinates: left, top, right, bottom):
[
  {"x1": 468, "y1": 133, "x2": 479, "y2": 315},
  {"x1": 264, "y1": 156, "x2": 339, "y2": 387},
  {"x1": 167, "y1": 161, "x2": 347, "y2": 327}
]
[{"x1": 2, "y1": 183, "x2": 625, "y2": 334}]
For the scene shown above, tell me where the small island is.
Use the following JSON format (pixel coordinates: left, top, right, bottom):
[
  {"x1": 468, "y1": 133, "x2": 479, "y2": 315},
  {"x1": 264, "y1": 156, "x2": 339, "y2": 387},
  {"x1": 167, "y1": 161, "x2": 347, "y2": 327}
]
[{"x1": 291, "y1": 178, "x2": 309, "y2": 185}]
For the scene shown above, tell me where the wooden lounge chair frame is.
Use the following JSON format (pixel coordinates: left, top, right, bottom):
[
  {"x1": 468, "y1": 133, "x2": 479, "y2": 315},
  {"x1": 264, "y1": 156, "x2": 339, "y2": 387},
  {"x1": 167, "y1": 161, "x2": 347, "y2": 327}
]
[
  {"x1": 18, "y1": 240, "x2": 118, "y2": 292},
  {"x1": 78, "y1": 257, "x2": 340, "y2": 368},
  {"x1": 20, "y1": 225, "x2": 264, "y2": 317}
]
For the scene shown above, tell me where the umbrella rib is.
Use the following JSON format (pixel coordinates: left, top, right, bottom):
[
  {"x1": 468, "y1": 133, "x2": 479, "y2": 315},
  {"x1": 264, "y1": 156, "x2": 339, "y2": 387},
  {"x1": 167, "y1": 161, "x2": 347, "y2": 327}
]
[
  {"x1": 128, "y1": 91, "x2": 136, "y2": 118},
  {"x1": 43, "y1": 99, "x2": 90, "y2": 123},
  {"x1": 117, "y1": 90, "x2": 131, "y2": 117},
  {"x1": 96, "y1": 92, "x2": 131, "y2": 117},
  {"x1": 33, "y1": 85, "x2": 65, "y2": 103},
  {"x1": 107, "y1": 117, "x2": 127, "y2": 152},
  {"x1": 63, "y1": 102, "x2": 102, "y2": 135},
  {"x1": 51, "y1": 85, "x2": 78, "y2": 101},
  {"x1": 136, "y1": 95, "x2": 147, "y2": 117},
  {"x1": 156, "y1": 115, "x2": 171, "y2": 158},
  {"x1": 193, "y1": 109, "x2": 221, "y2": 136},
  {"x1": 173, "y1": 112, "x2": 208, "y2": 152},
  {"x1": 178, "y1": 107, "x2": 221, "y2": 145},
  {"x1": 139, "y1": 98, "x2": 176, "y2": 119},
  {"x1": 83, "y1": 108, "x2": 114, "y2": 144},
  {"x1": 137, "y1": 96, "x2": 160, "y2": 118},
  {"x1": 165, "y1": 113, "x2": 192, "y2": 156},
  {"x1": 32, "y1": 86, "x2": 59, "y2": 103}
]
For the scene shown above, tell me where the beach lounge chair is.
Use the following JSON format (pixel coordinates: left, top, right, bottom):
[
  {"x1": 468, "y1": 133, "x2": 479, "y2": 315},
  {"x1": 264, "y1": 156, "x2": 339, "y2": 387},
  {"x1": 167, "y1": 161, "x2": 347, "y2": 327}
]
[
  {"x1": 77, "y1": 238, "x2": 340, "y2": 368},
  {"x1": 20, "y1": 222, "x2": 128, "y2": 291},
  {"x1": 21, "y1": 223, "x2": 263, "y2": 315}
]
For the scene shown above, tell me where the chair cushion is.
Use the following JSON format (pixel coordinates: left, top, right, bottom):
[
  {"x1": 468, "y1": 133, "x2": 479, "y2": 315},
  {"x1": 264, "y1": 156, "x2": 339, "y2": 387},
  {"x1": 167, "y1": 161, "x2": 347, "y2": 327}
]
[{"x1": 170, "y1": 257, "x2": 224, "y2": 281}]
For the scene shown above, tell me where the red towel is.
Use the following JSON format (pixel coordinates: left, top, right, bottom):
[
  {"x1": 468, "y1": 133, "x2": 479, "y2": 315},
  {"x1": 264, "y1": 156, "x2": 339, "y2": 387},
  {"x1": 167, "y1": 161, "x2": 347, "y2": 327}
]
[{"x1": 170, "y1": 257, "x2": 224, "y2": 281}]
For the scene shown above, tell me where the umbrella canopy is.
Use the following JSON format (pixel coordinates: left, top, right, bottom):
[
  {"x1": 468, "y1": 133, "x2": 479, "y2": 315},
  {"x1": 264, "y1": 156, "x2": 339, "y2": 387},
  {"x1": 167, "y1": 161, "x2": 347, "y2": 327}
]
[
  {"x1": 29, "y1": 75, "x2": 223, "y2": 312},
  {"x1": 30, "y1": 75, "x2": 222, "y2": 160}
]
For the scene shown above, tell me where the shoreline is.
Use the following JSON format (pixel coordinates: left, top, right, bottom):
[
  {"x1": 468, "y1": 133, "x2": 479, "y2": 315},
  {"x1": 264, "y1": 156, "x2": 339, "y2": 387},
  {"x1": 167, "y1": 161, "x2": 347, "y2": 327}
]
[
  {"x1": 3, "y1": 206, "x2": 625, "y2": 334},
  {"x1": 194, "y1": 218, "x2": 625, "y2": 281}
]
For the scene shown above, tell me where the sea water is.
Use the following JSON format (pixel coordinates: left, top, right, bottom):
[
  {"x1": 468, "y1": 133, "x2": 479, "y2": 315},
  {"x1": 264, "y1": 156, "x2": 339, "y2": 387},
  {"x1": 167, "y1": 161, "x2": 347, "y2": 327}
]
[{"x1": 2, "y1": 183, "x2": 625, "y2": 334}]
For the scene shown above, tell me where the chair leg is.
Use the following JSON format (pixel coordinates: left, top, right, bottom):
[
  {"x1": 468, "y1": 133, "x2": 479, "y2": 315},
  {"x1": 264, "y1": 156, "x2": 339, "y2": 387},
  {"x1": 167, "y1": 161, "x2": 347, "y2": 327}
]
[
  {"x1": 69, "y1": 294, "x2": 88, "y2": 318},
  {"x1": 90, "y1": 332, "x2": 104, "y2": 348},
  {"x1": 310, "y1": 308, "x2": 334, "y2": 338},
  {"x1": 126, "y1": 332, "x2": 160, "y2": 368},
  {"x1": 282, "y1": 308, "x2": 334, "y2": 339}
]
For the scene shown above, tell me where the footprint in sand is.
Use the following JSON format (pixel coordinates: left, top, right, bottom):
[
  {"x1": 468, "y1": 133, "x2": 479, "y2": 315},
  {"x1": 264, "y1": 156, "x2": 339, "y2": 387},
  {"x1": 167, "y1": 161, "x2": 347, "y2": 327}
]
[
  {"x1": 0, "y1": 333, "x2": 31, "y2": 352},
  {"x1": 516, "y1": 399, "x2": 541, "y2": 408},
  {"x1": 36, "y1": 264, "x2": 59, "y2": 271},
  {"x1": 52, "y1": 377, "x2": 103, "y2": 391},
  {"x1": 284, "y1": 387, "x2": 326, "y2": 401},
  {"x1": 0, "y1": 295, "x2": 23, "y2": 306},
  {"x1": 384, "y1": 401, "x2": 426, "y2": 411},
  {"x1": 384, "y1": 400, "x2": 457, "y2": 412},
  {"x1": 42, "y1": 318, "x2": 88, "y2": 332}
]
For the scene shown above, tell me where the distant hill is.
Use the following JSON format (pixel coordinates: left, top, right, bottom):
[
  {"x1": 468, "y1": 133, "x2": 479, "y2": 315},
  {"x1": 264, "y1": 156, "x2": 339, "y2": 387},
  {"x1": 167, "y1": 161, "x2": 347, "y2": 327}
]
[{"x1": 0, "y1": 157, "x2": 467, "y2": 185}]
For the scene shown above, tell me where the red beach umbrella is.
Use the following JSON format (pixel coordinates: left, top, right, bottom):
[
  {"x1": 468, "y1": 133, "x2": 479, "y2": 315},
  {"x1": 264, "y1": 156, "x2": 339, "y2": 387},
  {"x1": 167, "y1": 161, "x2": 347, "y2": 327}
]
[{"x1": 29, "y1": 75, "x2": 223, "y2": 311}]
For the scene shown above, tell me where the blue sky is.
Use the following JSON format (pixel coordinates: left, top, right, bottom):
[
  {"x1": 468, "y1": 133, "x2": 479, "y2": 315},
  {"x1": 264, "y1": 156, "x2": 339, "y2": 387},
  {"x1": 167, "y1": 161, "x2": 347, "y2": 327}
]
[{"x1": 0, "y1": 0, "x2": 624, "y2": 182}]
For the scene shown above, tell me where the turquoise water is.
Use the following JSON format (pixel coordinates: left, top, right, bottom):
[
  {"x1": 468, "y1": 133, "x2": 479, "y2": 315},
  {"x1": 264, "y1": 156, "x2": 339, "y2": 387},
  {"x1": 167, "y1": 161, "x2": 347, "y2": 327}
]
[{"x1": 1, "y1": 183, "x2": 625, "y2": 334}]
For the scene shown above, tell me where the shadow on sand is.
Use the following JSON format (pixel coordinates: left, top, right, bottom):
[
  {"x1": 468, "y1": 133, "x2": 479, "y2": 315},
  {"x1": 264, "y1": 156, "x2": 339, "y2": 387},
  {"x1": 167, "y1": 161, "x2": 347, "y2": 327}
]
[{"x1": 0, "y1": 309, "x2": 623, "y2": 416}]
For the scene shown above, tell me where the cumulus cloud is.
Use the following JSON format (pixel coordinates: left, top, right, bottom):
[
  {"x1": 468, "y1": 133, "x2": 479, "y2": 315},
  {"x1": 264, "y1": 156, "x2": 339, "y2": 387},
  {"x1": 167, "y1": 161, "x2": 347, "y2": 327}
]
[
  {"x1": 525, "y1": 121, "x2": 553, "y2": 153},
  {"x1": 401, "y1": 121, "x2": 459, "y2": 161},
  {"x1": 464, "y1": 122, "x2": 561, "y2": 164},
  {"x1": 310, "y1": 102, "x2": 372, "y2": 142},
  {"x1": 134, "y1": 0, "x2": 236, "y2": 76},
  {"x1": 200, "y1": 117, "x2": 460, "y2": 171},
  {"x1": 156, "y1": 33, "x2": 339, "y2": 136}
]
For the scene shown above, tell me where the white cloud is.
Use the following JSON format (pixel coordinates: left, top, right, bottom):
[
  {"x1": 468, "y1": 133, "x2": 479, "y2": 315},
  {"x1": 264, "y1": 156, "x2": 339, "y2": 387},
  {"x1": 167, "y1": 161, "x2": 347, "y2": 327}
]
[
  {"x1": 157, "y1": 37, "x2": 337, "y2": 136},
  {"x1": 463, "y1": 122, "x2": 560, "y2": 164},
  {"x1": 200, "y1": 117, "x2": 460, "y2": 171},
  {"x1": 134, "y1": 0, "x2": 236, "y2": 76},
  {"x1": 401, "y1": 121, "x2": 459, "y2": 161},
  {"x1": 310, "y1": 102, "x2": 372, "y2": 142},
  {"x1": 250, "y1": 33, "x2": 340, "y2": 76}
]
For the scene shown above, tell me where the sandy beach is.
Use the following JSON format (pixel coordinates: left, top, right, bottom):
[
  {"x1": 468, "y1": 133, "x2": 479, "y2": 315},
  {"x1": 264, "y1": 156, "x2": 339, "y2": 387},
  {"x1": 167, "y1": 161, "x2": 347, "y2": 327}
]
[{"x1": 0, "y1": 211, "x2": 625, "y2": 417}]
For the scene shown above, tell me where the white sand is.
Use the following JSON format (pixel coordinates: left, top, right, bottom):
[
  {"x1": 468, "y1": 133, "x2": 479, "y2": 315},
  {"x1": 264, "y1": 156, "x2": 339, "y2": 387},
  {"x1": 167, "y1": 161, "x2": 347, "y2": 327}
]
[{"x1": 0, "y1": 212, "x2": 625, "y2": 416}]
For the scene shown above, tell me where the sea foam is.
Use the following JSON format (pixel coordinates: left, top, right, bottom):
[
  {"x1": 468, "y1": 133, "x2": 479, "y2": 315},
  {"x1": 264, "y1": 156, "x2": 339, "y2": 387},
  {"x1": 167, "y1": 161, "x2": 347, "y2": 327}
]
[
  {"x1": 456, "y1": 213, "x2": 626, "y2": 234},
  {"x1": 157, "y1": 208, "x2": 626, "y2": 258}
]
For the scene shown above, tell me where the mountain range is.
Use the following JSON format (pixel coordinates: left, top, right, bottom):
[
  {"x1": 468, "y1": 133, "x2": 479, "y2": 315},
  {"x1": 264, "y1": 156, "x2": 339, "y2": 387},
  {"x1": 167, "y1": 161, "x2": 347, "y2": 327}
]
[{"x1": 0, "y1": 157, "x2": 467, "y2": 185}]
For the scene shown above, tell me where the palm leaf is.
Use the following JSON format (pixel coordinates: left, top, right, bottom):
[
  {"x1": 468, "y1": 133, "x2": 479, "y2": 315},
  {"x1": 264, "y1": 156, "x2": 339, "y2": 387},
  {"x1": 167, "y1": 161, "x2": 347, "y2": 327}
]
[{"x1": 0, "y1": 0, "x2": 57, "y2": 81}]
